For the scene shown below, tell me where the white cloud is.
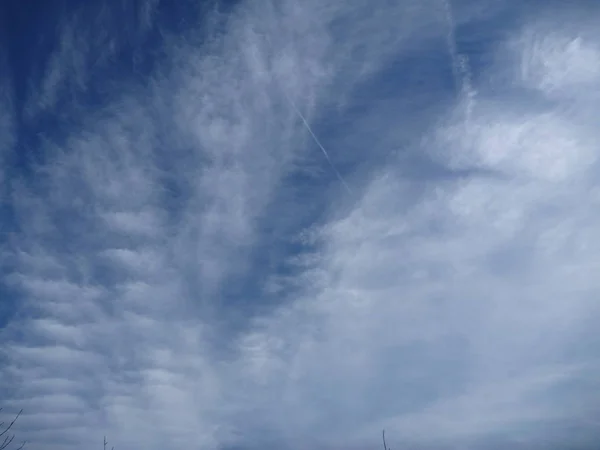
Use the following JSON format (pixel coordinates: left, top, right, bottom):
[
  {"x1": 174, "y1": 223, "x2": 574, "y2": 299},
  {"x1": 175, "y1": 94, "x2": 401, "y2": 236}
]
[
  {"x1": 1, "y1": 1, "x2": 600, "y2": 450},
  {"x1": 514, "y1": 22, "x2": 600, "y2": 97}
]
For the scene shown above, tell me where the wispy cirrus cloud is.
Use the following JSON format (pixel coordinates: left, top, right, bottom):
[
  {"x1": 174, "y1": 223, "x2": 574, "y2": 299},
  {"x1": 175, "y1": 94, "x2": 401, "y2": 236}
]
[
  {"x1": 22, "y1": 0, "x2": 161, "y2": 121},
  {"x1": 1, "y1": 1, "x2": 599, "y2": 450}
]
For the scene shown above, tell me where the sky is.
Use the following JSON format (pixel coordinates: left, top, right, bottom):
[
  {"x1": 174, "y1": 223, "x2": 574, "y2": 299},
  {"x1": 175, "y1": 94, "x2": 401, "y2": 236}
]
[{"x1": 0, "y1": 0, "x2": 599, "y2": 449}]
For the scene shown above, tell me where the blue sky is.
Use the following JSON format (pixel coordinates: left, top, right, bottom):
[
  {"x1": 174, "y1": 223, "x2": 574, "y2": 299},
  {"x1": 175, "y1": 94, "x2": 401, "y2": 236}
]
[{"x1": 1, "y1": 0, "x2": 600, "y2": 449}]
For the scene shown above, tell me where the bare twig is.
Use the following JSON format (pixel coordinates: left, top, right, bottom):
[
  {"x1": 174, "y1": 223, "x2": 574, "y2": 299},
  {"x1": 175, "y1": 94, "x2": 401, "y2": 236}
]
[
  {"x1": 0, "y1": 433, "x2": 15, "y2": 450},
  {"x1": 382, "y1": 429, "x2": 389, "y2": 450},
  {"x1": 104, "y1": 435, "x2": 114, "y2": 450},
  {"x1": 0, "y1": 409, "x2": 25, "y2": 450}
]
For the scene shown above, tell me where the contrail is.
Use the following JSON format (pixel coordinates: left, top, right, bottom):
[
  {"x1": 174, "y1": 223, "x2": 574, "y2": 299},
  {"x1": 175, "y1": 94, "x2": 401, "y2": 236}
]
[
  {"x1": 441, "y1": 0, "x2": 476, "y2": 126},
  {"x1": 246, "y1": 41, "x2": 351, "y2": 194},
  {"x1": 285, "y1": 92, "x2": 352, "y2": 194}
]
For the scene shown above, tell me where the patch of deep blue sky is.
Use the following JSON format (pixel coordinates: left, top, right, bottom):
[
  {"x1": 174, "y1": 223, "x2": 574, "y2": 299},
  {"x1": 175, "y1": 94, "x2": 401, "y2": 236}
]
[
  {"x1": 2, "y1": 0, "x2": 238, "y2": 164},
  {"x1": 0, "y1": 0, "x2": 568, "y2": 331}
]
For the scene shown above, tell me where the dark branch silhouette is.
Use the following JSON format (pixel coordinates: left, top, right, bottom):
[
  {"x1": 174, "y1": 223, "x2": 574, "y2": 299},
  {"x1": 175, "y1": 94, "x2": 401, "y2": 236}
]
[
  {"x1": 104, "y1": 435, "x2": 114, "y2": 450},
  {"x1": 382, "y1": 429, "x2": 390, "y2": 450},
  {"x1": 0, "y1": 409, "x2": 26, "y2": 450}
]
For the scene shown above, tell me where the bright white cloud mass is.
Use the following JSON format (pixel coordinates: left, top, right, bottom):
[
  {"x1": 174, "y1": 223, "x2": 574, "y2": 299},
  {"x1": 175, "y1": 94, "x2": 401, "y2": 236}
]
[{"x1": 1, "y1": 0, "x2": 599, "y2": 449}]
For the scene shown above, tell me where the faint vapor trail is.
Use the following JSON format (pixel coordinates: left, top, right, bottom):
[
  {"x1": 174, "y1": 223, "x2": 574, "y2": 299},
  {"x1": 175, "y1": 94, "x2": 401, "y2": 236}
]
[
  {"x1": 247, "y1": 36, "x2": 351, "y2": 194},
  {"x1": 285, "y1": 92, "x2": 352, "y2": 194},
  {"x1": 441, "y1": 0, "x2": 476, "y2": 125}
]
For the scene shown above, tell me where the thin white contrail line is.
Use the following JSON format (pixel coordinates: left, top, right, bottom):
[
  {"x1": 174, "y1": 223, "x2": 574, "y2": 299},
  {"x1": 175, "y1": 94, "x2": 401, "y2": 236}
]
[
  {"x1": 284, "y1": 92, "x2": 352, "y2": 194},
  {"x1": 247, "y1": 43, "x2": 351, "y2": 193}
]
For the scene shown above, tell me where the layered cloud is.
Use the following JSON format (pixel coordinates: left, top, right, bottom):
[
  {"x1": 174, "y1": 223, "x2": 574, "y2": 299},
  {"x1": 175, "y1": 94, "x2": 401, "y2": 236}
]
[{"x1": 1, "y1": 1, "x2": 599, "y2": 450}]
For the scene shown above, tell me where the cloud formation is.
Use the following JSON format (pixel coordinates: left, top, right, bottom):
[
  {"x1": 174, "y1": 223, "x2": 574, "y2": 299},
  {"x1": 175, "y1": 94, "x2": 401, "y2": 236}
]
[{"x1": 1, "y1": 1, "x2": 599, "y2": 449}]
